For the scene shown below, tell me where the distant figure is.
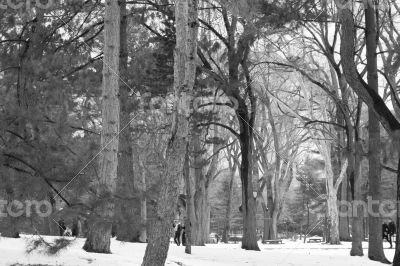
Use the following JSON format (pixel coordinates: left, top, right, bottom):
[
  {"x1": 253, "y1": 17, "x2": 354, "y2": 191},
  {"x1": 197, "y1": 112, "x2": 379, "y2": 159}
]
[
  {"x1": 58, "y1": 219, "x2": 66, "y2": 236},
  {"x1": 64, "y1": 227, "x2": 72, "y2": 237},
  {"x1": 389, "y1": 219, "x2": 396, "y2": 245},
  {"x1": 72, "y1": 217, "x2": 82, "y2": 237},
  {"x1": 383, "y1": 222, "x2": 392, "y2": 248},
  {"x1": 181, "y1": 225, "x2": 186, "y2": 246},
  {"x1": 216, "y1": 234, "x2": 220, "y2": 243},
  {"x1": 173, "y1": 222, "x2": 182, "y2": 246}
]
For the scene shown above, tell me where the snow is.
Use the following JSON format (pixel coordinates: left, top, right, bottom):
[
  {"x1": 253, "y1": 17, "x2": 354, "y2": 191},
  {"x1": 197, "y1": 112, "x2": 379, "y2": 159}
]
[{"x1": 0, "y1": 235, "x2": 395, "y2": 266}]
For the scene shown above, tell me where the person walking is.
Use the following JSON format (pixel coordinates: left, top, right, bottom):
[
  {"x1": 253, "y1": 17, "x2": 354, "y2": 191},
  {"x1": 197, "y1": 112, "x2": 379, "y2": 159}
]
[
  {"x1": 383, "y1": 221, "x2": 392, "y2": 248},
  {"x1": 173, "y1": 222, "x2": 182, "y2": 246}
]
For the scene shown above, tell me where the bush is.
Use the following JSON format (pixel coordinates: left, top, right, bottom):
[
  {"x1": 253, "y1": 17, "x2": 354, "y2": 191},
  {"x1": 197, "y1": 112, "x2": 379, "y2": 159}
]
[{"x1": 26, "y1": 236, "x2": 74, "y2": 256}]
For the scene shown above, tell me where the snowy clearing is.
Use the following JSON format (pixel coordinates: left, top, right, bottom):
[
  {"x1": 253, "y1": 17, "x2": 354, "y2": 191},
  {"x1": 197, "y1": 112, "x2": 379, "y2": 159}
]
[{"x1": 0, "y1": 235, "x2": 396, "y2": 266}]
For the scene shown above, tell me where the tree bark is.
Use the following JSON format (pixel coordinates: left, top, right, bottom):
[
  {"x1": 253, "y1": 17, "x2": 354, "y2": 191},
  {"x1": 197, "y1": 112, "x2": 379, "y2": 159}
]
[
  {"x1": 238, "y1": 128, "x2": 260, "y2": 250},
  {"x1": 265, "y1": 174, "x2": 274, "y2": 240},
  {"x1": 339, "y1": 177, "x2": 351, "y2": 241},
  {"x1": 350, "y1": 143, "x2": 363, "y2": 256},
  {"x1": 393, "y1": 153, "x2": 400, "y2": 265},
  {"x1": 320, "y1": 143, "x2": 340, "y2": 244},
  {"x1": 335, "y1": 0, "x2": 400, "y2": 134},
  {"x1": 138, "y1": 160, "x2": 147, "y2": 243},
  {"x1": 184, "y1": 145, "x2": 192, "y2": 254},
  {"x1": 83, "y1": 0, "x2": 120, "y2": 253},
  {"x1": 114, "y1": 0, "x2": 139, "y2": 242},
  {"x1": 222, "y1": 160, "x2": 237, "y2": 243},
  {"x1": 141, "y1": 0, "x2": 198, "y2": 264},
  {"x1": 192, "y1": 130, "x2": 206, "y2": 246},
  {"x1": 365, "y1": 3, "x2": 388, "y2": 262}
]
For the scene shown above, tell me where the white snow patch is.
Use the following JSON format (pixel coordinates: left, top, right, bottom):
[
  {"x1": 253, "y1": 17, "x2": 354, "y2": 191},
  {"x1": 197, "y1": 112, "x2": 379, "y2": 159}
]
[{"x1": 0, "y1": 235, "x2": 395, "y2": 266}]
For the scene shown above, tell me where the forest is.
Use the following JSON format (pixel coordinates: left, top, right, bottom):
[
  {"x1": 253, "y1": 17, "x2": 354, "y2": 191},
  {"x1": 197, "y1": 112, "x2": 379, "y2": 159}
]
[{"x1": 1, "y1": 0, "x2": 400, "y2": 265}]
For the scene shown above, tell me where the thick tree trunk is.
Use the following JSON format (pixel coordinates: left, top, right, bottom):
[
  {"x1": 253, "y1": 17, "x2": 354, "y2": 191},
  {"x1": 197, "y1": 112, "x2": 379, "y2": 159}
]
[
  {"x1": 83, "y1": 0, "x2": 120, "y2": 253},
  {"x1": 141, "y1": 0, "x2": 198, "y2": 264},
  {"x1": 239, "y1": 130, "x2": 260, "y2": 250},
  {"x1": 193, "y1": 186, "x2": 209, "y2": 245},
  {"x1": 327, "y1": 194, "x2": 340, "y2": 244},
  {"x1": 322, "y1": 144, "x2": 340, "y2": 244},
  {"x1": 192, "y1": 131, "x2": 206, "y2": 246},
  {"x1": 192, "y1": 126, "x2": 220, "y2": 245},
  {"x1": 115, "y1": 0, "x2": 139, "y2": 242},
  {"x1": 364, "y1": 3, "x2": 389, "y2": 263}
]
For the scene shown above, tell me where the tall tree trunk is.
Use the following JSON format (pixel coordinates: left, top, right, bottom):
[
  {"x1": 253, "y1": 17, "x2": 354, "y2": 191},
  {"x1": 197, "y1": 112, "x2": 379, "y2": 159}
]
[
  {"x1": 350, "y1": 144, "x2": 363, "y2": 256},
  {"x1": 184, "y1": 145, "x2": 192, "y2": 254},
  {"x1": 321, "y1": 144, "x2": 340, "y2": 244},
  {"x1": 83, "y1": 0, "x2": 120, "y2": 253},
  {"x1": 365, "y1": 2, "x2": 389, "y2": 263},
  {"x1": 141, "y1": 0, "x2": 198, "y2": 264},
  {"x1": 393, "y1": 153, "x2": 400, "y2": 265},
  {"x1": 261, "y1": 202, "x2": 270, "y2": 242},
  {"x1": 271, "y1": 209, "x2": 279, "y2": 240},
  {"x1": 238, "y1": 127, "x2": 259, "y2": 250},
  {"x1": 339, "y1": 177, "x2": 351, "y2": 241},
  {"x1": 115, "y1": 0, "x2": 138, "y2": 242},
  {"x1": 222, "y1": 162, "x2": 236, "y2": 243},
  {"x1": 138, "y1": 160, "x2": 147, "y2": 243},
  {"x1": 192, "y1": 130, "x2": 205, "y2": 246},
  {"x1": 264, "y1": 174, "x2": 274, "y2": 240}
]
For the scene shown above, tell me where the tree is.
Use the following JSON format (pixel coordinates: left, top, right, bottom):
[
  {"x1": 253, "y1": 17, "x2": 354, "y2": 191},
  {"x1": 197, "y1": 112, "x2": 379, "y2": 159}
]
[
  {"x1": 222, "y1": 142, "x2": 239, "y2": 243},
  {"x1": 334, "y1": 0, "x2": 400, "y2": 263},
  {"x1": 365, "y1": 2, "x2": 388, "y2": 262},
  {"x1": 141, "y1": 0, "x2": 198, "y2": 264},
  {"x1": 83, "y1": 0, "x2": 120, "y2": 253}
]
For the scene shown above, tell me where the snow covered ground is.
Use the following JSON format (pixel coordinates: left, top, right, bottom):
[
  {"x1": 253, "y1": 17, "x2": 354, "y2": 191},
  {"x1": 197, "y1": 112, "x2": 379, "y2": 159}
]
[{"x1": 0, "y1": 235, "x2": 396, "y2": 266}]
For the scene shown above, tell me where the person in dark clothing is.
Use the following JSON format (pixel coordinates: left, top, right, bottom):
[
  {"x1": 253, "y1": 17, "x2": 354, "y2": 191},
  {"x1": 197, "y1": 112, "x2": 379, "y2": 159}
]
[
  {"x1": 173, "y1": 223, "x2": 182, "y2": 246},
  {"x1": 181, "y1": 225, "x2": 186, "y2": 246},
  {"x1": 72, "y1": 218, "x2": 79, "y2": 237},
  {"x1": 389, "y1": 219, "x2": 396, "y2": 246},
  {"x1": 383, "y1": 222, "x2": 392, "y2": 248},
  {"x1": 58, "y1": 219, "x2": 66, "y2": 236}
]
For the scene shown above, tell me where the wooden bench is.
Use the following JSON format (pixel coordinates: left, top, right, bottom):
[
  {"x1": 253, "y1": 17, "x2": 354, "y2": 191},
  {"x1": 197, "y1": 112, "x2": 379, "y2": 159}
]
[
  {"x1": 262, "y1": 239, "x2": 283, "y2": 244},
  {"x1": 307, "y1": 238, "x2": 322, "y2": 243}
]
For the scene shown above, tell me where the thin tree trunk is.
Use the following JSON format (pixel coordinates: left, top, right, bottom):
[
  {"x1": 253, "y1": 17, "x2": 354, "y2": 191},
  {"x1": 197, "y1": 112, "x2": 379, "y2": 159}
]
[
  {"x1": 184, "y1": 145, "x2": 192, "y2": 254},
  {"x1": 138, "y1": 161, "x2": 147, "y2": 243},
  {"x1": 265, "y1": 174, "x2": 274, "y2": 240},
  {"x1": 350, "y1": 144, "x2": 363, "y2": 256},
  {"x1": 339, "y1": 177, "x2": 351, "y2": 241},
  {"x1": 222, "y1": 162, "x2": 237, "y2": 243}
]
